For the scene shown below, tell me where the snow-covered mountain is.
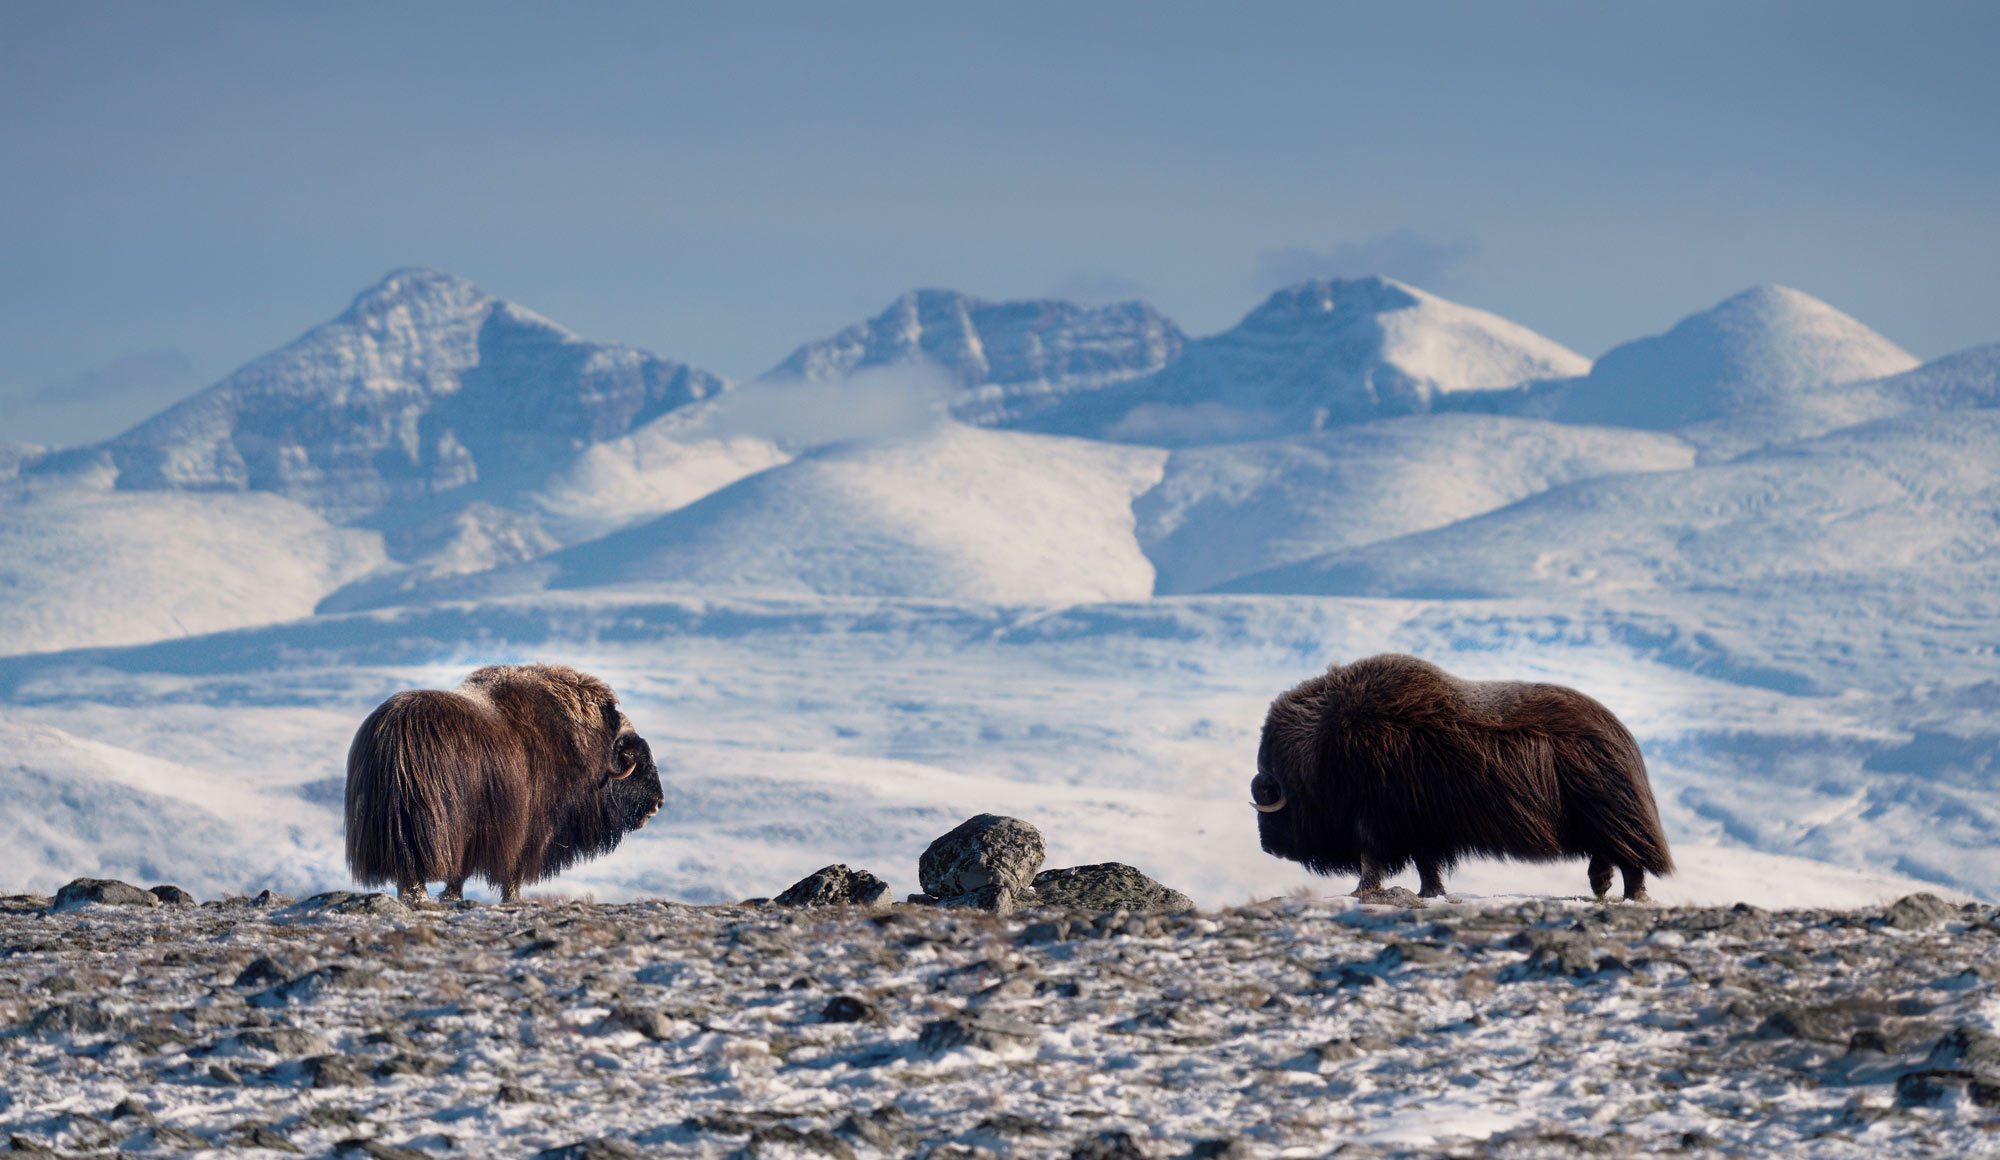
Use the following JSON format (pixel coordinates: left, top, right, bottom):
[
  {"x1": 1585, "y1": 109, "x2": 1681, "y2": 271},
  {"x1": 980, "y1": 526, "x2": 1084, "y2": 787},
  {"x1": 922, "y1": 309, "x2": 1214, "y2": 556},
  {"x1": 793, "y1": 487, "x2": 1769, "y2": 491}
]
[
  {"x1": 33, "y1": 269, "x2": 730, "y2": 567},
  {"x1": 0, "y1": 470, "x2": 385, "y2": 655},
  {"x1": 1137, "y1": 415, "x2": 1694, "y2": 594},
  {"x1": 765, "y1": 289, "x2": 1185, "y2": 425},
  {"x1": 338, "y1": 423, "x2": 1168, "y2": 606},
  {"x1": 1216, "y1": 409, "x2": 2000, "y2": 625},
  {"x1": 1021, "y1": 277, "x2": 1591, "y2": 444},
  {"x1": 1528, "y1": 285, "x2": 1920, "y2": 453}
]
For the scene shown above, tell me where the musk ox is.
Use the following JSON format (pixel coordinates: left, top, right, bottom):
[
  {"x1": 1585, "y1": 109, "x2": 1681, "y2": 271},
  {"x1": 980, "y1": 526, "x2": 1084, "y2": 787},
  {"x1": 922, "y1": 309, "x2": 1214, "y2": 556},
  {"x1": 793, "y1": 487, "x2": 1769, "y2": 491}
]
[
  {"x1": 345, "y1": 664, "x2": 663, "y2": 904},
  {"x1": 1251, "y1": 654, "x2": 1672, "y2": 901}
]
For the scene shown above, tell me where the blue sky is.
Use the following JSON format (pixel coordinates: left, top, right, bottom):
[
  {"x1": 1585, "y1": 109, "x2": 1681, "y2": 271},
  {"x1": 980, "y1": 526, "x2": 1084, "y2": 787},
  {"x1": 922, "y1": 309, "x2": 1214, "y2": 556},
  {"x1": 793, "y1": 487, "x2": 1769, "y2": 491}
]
[{"x1": 4, "y1": 1, "x2": 1997, "y2": 446}]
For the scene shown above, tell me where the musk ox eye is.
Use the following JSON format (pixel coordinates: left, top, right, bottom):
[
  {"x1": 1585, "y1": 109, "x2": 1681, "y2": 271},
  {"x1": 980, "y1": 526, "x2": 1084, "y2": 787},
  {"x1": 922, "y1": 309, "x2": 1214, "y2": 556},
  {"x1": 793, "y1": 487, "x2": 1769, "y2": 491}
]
[{"x1": 1250, "y1": 771, "x2": 1287, "y2": 813}]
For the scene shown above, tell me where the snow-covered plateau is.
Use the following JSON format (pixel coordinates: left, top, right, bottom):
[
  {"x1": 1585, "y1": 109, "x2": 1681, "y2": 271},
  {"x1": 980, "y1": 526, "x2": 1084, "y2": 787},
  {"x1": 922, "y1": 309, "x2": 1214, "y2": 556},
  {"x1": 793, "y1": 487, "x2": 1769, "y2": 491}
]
[
  {"x1": 5, "y1": 891, "x2": 2000, "y2": 1159},
  {"x1": 3, "y1": 264, "x2": 1999, "y2": 1152}
]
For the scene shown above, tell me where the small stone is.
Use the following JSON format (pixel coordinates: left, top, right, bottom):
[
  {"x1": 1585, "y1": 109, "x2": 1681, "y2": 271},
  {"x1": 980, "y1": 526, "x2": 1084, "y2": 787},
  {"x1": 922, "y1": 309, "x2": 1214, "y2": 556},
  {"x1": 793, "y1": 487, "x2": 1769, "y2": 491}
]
[
  {"x1": 150, "y1": 1126, "x2": 209, "y2": 1151},
  {"x1": 52, "y1": 878, "x2": 159, "y2": 911},
  {"x1": 234, "y1": 1027, "x2": 333, "y2": 1056},
  {"x1": 916, "y1": 1014, "x2": 1041, "y2": 1056},
  {"x1": 1352, "y1": 886, "x2": 1426, "y2": 909},
  {"x1": 496, "y1": 1083, "x2": 546, "y2": 1105},
  {"x1": 1021, "y1": 920, "x2": 1070, "y2": 945},
  {"x1": 288, "y1": 892, "x2": 412, "y2": 919},
  {"x1": 937, "y1": 883, "x2": 1018, "y2": 914},
  {"x1": 107, "y1": 1098, "x2": 154, "y2": 1124},
  {"x1": 1926, "y1": 1026, "x2": 2000, "y2": 1073},
  {"x1": 234, "y1": 957, "x2": 292, "y2": 988},
  {"x1": 919, "y1": 814, "x2": 1046, "y2": 899},
  {"x1": 1756, "y1": 1007, "x2": 1847, "y2": 1043},
  {"x1": 774, "y1": 865, "x2": 892, "y2": 909},
  {"x1": 1188, "y1": 1141, "x2": 1250, "y2": 1160},
  {"x1": 748, "y1": 1126, "x2": 857, "y2": 1160},
  {"x1": 148, "y1": 885, "x2": 196, "y2": 905},
  {"x1": 1886, "y1": 893, "x2": 1956, "y2": 930},
  {"x1": 1031, "y1": 864, "x2": 1193, "y2": 913},
  {"x1": 248, "y1": 889, "x2": 291, "y2": 907},
  {"x1": 306, "y1": 1055, "x2": 370, "y2": 1087},
  {"x1": 600, "y1": 1007, "x2": 679, "y2": 1040},
  {"x1": 208, "y1": 1064, "x2": 242, "y2": 1085},
  {"x1": 335, "y1": 1140, "x2": 431, "y2": 1160},
  {"x1": 237, "y1": 1125, "x2": 302, "y2": 1153},
  {"x1": 535, "y1": 1139, "x2": 643, "y2": 1160},
  {"x1": 822, "y1": 995, "x2": 876, "y2": 1023},
  {"x1": 1072, "y1": 1130, "x2": 1148, "y2": 1160}
]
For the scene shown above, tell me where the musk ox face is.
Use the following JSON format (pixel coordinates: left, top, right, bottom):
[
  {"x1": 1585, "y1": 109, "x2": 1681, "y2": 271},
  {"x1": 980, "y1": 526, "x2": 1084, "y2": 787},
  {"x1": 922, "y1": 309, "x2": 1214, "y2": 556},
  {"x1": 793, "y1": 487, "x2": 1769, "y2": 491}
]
[{"x1": 609, "y1": 734, "x2": 664, "y2": 832}]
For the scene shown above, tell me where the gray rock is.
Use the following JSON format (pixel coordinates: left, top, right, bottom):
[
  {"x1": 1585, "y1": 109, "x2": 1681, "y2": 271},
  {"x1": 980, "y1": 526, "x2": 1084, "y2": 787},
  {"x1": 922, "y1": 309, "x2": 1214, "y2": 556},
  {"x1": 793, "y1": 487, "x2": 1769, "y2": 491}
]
[
  {"x1": 748, "y1": 1125, "x2": 857, "y2": 1160},
  {"x1": 1926, "y1": 1026, "x2": 2000, "y2": 1073},
  {"x1": 0, "y1": 894, "x2": 51, "y2": 913},
  {"x1": 1030, "y1": 863, "x2": 1193, "y2": 913},
  {"x1": 306, "y1": 1055, "x2": 371, "y2": 1088},
  {"x1": 1886, "y1": 892, "x2": 1956, "y2": 930},
  {"x1": 286, "y1": 892, "x2": 412, "y2": 919},
  {"x1": 822, "y1": 995, "x2": 876, "y2": 1023},
  {"x1": 774, "y1": 865, "x2": 891, "y2": 909},
  {"x1": 148, "y1": 884, "x2": 196, "y2": 905},
  {"x1": 52, "y1": 878, "x2": 159, "y2": 910},
  {"x1": 336, "y1": 1140, "x2": 431, "y2": 1160},
  {"x1": 1353, "y1": 886, "x2": 1426, "y2": 909},
  {"x1": 232, "y1": 1027, "x2": 333, "y2": 1056},
  {"x1": 917, "y1": 1014, "x2": 1042, "y2": 1056},
  {"x1": 233, "y1": 957, "x2": 292, "y2": 988},
  {"x1": 536, "y1": 1139, "x2": 642, "y2": 1160},
  {"x1": 1756, "y1": 1007, "x2": 1849, "y2": 1042},
  {"x1": 27, "y1": 1000, "x2": 130, "y2": 1037},
  {"x1": 1072, "y1": 1131, "x2": 1148, "y2": 1160},
  {"x1": 599, "y1": 1007, "x2": 679, "y2": 1040},
  {"x1": 252, "y1": 965, "x2": 380, "y2": 1007},
  {"x1": 936, "y1": 883, "x2": 1019, "y2": 914},
  {"x1": 919, "y1": 814, "x2": 1046, "y2": 899}
]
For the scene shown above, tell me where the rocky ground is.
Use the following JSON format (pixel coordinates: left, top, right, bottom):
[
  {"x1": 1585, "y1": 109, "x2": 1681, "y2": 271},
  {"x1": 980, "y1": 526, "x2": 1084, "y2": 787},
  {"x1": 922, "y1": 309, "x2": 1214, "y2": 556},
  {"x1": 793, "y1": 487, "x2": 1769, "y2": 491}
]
[{"x1": 3, "y1": 886, "x2": 2000, "y2": 1159}]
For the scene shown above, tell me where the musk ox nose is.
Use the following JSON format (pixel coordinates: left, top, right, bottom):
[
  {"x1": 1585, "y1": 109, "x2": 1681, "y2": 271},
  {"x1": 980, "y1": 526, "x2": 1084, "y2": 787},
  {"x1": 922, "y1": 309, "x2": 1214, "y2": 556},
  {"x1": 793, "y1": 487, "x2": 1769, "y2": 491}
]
[{"x1": 1250, "y1": 771, "x2": 1287, "y2": 813}]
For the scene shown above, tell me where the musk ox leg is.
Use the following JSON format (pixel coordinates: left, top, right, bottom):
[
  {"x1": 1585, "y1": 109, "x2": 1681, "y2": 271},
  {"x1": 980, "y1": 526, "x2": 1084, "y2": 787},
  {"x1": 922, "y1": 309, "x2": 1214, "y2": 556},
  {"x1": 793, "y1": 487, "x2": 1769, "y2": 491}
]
[
  {"x1": 1620, "y1": 864, "x2": 1652, "y2": 903},
  {"x1": 1352, "y1": 856, "x2": 1385, "y2": 896},
  {"x1": 499, "y1": 881, "x2": 524, "y2": 904},
  {"x1": 397, "y1": 879, "x2": 431, "y2": 906},
  {"x1": 1587, "y1": 855, "x2": 1614, "y2": 899},
  {"x1": 439, "y1": 879, "x2": 466, "y2": 904},
  {"x1": 1417, "y1": 860, "x2": 1447, "y2": 898}
]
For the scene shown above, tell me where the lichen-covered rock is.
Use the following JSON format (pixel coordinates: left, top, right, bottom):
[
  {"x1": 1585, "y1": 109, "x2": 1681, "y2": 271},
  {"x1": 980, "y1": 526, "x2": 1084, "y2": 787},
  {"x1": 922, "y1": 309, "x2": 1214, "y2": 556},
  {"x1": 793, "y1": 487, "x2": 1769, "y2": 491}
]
[
  {"x1": 774, "y1": 865, "x2": 891, "y2": 909},
  {"x1": 1886, "y1": 892, "x2": 1956, "y2": 930},
  {"x1": 917, "y1": 1014, "x2": 1041, "y2": 1056},
  {"x1": 1031, "y1": 863, "x2": 1192, "y2": 913},
  {"x1": 283, "y1": 892, "x2": 411, "y2": 919},
  {"x1": 52, "y1": 878, "x2": 158, "y2": 911},
  {"x1": 918, "y1": 814, "x2": 1045, "y2": 899},
  {"x1": 148, "y1": 885, "x2": 196, "y2": 905},
  {"x1": 937, "y1": 883, "x2": 1019, "y2": 914}
]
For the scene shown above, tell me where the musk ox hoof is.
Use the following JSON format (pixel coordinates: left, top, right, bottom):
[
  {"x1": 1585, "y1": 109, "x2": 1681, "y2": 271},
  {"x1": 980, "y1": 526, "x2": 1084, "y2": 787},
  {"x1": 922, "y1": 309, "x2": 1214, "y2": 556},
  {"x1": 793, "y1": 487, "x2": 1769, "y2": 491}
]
[
  {"x1": 918, "y1": 814, "x2": 1047, "y2": 900},
  {"x1": 1624, "y1": 890, "x2": 1654, "y2": 904}
]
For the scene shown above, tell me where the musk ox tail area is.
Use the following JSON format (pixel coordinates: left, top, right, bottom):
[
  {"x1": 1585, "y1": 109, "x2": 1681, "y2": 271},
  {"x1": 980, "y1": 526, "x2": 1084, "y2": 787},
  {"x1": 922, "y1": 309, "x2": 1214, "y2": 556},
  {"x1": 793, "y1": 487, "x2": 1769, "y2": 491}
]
[
  {"x1": 1580, "y1": 716, "x2": 1675, "y2": 876},
  {"x1": 345, "y1": 690, "x2": 490, "y2": 890}
]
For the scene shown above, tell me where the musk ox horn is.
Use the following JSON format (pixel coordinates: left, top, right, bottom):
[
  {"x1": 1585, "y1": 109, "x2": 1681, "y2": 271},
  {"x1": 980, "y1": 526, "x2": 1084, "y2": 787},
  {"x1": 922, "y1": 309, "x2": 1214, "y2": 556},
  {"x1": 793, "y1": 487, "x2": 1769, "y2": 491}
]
[{"x1": 1251, "y1": 791, "x2": 1287, "y2": 813}]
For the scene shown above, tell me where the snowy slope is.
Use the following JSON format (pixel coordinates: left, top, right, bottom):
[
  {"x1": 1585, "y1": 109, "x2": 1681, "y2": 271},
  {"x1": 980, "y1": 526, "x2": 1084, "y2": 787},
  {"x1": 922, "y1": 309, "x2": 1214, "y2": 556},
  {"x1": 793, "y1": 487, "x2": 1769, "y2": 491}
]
[
  {"x1": 0, "y1": 442, "x2": 45, "y2": 478},
  {"x1": 1023, "y1": 277, "x2": 1590, "y2": 444},
  {"x1": 766, "y1": 289, "x2": 1184, "y2": 425},
  {"x1": 1542, "y1": 285, "x2": 1920, "y2": 446},
  {"x1": 30, "y1": 269, "x2": 730, "y2": 569},
  {"x1": 0, "y1": 474, "x2": 386, "y2": 655},
  {"x1": 1216, "y1": 409, "x2": 2000, "y2": 606},
  {"x1": 1136, "y1": 414, "x2": 1693, "y2": 593},
  {"x1": 0, "y1": 593, "x2": 1977, "y2": 906},
  {"x1": 353, "y1": 423, "x2": 1169, "y2": 605},
  {"x1": 0, "y1": 720, "x2": 306, "y2": 896}
]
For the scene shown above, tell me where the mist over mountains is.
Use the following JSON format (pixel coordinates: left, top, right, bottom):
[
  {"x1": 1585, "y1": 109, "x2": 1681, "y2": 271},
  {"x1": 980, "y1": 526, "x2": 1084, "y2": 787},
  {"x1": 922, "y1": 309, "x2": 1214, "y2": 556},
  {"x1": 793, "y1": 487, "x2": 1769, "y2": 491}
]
[{"x1": 3, "y1": 266, "x2": 1996, "y2": 905}]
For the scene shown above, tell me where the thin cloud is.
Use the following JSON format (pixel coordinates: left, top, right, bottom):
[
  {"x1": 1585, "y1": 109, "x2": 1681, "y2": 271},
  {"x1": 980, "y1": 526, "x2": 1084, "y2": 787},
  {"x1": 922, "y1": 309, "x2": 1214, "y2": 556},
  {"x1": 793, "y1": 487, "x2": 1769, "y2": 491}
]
[
  {"x1": 34, "y1": 348, "x2": 199, "y2": 405},
  {"x1": 1255, "y1": 229, "x2": 1476, "y2": 295}
]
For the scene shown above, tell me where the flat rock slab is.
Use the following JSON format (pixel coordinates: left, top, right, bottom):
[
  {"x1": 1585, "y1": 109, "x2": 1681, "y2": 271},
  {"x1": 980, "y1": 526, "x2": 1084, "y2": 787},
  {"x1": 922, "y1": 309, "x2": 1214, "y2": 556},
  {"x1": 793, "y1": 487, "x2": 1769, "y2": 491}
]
[
  {"x1": 1030, "y1": 862, "x2": 1192, "y2": 913},
  {"x1": 52, "y1": 879, "x2": 158, "y2": 910}
]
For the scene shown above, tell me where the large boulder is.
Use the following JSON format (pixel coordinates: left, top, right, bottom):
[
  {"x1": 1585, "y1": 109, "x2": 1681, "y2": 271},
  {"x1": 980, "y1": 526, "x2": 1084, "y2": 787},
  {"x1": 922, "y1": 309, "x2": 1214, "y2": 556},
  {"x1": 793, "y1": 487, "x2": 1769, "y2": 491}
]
[
  {"x1": 1030, "y1": 863, "x2": 1192, "y2": 914},
  {"x1": 774, "y1": 864, "x2": 891, "y2": 909},
  {"x1": 919, "y1": 815, "x2": 1046, "y2": 904}
]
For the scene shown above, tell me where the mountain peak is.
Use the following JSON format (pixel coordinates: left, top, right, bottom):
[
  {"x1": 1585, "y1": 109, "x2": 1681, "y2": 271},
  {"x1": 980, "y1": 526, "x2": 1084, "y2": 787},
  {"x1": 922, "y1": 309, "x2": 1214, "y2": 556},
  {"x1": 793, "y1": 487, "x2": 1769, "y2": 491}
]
[
  {"x1": 340, "y1": 267, "x2": 491, "y2": 321},
  {"x1": 765, "y1": 288, "x2": 1185, "y2": 425},
  {"x1": 1552, "y1": 285, "x2": 1921, "y2": 430}
]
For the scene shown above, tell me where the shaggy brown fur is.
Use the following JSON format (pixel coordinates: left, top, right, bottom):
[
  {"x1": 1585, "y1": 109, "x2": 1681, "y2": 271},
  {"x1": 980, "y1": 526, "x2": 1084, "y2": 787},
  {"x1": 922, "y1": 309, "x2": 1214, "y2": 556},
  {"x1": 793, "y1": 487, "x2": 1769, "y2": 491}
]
[
  {"x1": 345, "y1": 664, "x2": 661, "y2": 903},
  {"x1": 1252, "y1": 654, "x2": 1672, "y2": 901}
]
